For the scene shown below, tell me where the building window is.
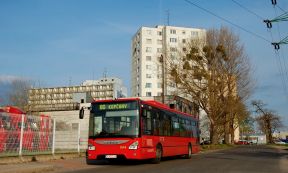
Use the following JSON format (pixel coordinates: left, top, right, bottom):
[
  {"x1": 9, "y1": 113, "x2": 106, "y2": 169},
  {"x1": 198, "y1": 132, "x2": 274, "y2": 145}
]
[
  {"x1": 170, "y1": 47, "x2": 177, "y2": 52},
  {"x1": 157, "y1": 31, "x2": 162, "y2": 36},
  {"x1": 146, "y1": 56, "x2": 152, "y2": 61},
  {"x1": 157, "y1": 92, "x2": 162, "y2": 96},
  {"x1": 182, "y1": 39, "x2": 186, "y2": 44},
  {"x1": 157, "y1": 48, "x2": 162, "y2": 53},
  {"x1": 169, "y1": 82, "x2": 176, "y2": 87},
  {"x1": 182, "y1": 30, "x2": 186, "y2": 34},
  {"x1": 146, "y1": 65, "x2": 152, "y2": 70},
  {"x1": 146, "y1": 74, "x2": 152, "y2": 78},
  {"x1": 145, "y1": 83, "x2": 152, "y2": 88},
  {"x1": 146, "y1": 92, "x2": 152, "y2": 96},
  {"x1": 170, "y1": 29, "x2": 176, "y2": 34},
  {"x1": 170, "y1": 54, "x2": 176, "y2": 60},
  {"x1": 157, "y1": 39, "x2": 162, "y2": 44},
  {"x1": 146, "y1": 39, "x2": 152, "y2": 44},
  {"x1": 191, "y1": 31, "x2": 199, "y2": 37},
  {"x1": 170, "y1": 38, "x2": 177, "y2": 43},
  {"x1": 157, "y1": 82, "x2": 162, "y2": 88},
  {"x1": 147, "y1": 30, "x2": 152, "y2": 35},
  {"x1": 72, "y1": 123, "x2": 79, "y2": 130},
  {"x1": 146, "y1": 47, "x2": 152, "y2": 53}
]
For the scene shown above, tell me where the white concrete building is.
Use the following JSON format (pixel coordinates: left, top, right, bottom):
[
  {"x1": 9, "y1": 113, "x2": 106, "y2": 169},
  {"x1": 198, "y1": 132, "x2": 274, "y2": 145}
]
[
  {"x1": 28, "y1": 77, "x2": 127, "y2": 112},
  {"x1": 131, "y1": 25, "x2": 206, "y2": 97}
]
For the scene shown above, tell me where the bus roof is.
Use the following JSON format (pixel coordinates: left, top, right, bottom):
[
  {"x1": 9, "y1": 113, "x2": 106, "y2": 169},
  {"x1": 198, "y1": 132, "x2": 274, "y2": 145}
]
[
  {"x1": 0, "y1": 106, "x2": 25, "y2": 114},
  {"x1": 92, "y1": 98, "x2": 198, "y2": 120}
]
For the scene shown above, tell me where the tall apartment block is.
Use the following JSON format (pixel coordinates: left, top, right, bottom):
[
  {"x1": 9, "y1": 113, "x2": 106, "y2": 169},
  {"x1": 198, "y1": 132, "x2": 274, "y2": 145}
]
[{"x1": 131, "y1": 25, "x2": 206, "y2": 97}]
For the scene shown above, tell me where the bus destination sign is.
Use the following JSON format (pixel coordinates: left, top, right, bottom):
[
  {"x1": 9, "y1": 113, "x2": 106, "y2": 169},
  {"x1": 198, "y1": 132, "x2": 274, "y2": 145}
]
[
  {"x1": 93, "y1": 101, "x2": 138, "y2": 112},
  {"x1": 99, "y1": 103, "x2": 128, "y2": 110}
]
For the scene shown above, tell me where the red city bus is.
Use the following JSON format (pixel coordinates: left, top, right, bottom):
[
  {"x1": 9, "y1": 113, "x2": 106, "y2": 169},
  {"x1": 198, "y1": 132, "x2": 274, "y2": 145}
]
[{"x1": 80, "y1": 98, "x2": 200, "y2": 164}]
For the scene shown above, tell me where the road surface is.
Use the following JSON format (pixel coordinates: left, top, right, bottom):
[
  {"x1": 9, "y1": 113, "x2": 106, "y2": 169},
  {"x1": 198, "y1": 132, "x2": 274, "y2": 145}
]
[{"x1": 53, "y1": 145, "x2": 288, "y2": 173}]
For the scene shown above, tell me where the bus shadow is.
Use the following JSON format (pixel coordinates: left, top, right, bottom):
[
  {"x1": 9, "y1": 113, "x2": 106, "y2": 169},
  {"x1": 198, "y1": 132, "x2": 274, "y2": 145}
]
[{"x1": 95, "y1": 156, "x2": 187, "y2": 166}]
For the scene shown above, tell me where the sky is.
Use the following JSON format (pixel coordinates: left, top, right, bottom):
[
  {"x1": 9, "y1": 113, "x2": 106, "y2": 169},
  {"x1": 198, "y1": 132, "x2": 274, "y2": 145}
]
[{"x1": 0, "y1": 0, "x2": 288, "y2": 127}]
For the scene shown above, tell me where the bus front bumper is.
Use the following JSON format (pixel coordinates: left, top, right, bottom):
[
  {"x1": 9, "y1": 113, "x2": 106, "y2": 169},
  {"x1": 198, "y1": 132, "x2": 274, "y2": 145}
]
[{"x1": 87, "y1": 147, "x2": 156, "y2": 160}]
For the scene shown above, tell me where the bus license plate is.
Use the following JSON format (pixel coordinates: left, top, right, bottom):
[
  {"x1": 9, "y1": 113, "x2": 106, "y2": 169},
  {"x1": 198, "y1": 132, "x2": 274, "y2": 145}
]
[{"x1": 105, "y1": 155, "x2": 117, "y2": 159}]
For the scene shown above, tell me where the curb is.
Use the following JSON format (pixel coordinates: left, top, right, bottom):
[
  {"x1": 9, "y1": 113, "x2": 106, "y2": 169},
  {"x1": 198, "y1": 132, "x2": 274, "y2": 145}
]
[
  {"x1": 0, "y1": 153, "x2": 85, "y2": 165},
  {"x1": 1, "y1": 163, "x2": 55, "y2": 173}
]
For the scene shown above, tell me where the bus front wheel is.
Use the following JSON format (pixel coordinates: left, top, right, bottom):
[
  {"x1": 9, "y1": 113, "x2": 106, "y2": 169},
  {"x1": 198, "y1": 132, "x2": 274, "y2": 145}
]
[
  {"x1": 151, "y1": 145, "x2": 162, "y2": 164},
  {"x1": 184, "y1": 144, "x2": 192, "y2": 159}
]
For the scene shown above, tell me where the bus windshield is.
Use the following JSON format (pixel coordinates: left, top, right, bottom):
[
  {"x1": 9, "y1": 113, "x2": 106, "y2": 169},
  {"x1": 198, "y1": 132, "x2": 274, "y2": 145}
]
[{"x1": 89, "y1": 101, "x2": 139, "y2": 138}]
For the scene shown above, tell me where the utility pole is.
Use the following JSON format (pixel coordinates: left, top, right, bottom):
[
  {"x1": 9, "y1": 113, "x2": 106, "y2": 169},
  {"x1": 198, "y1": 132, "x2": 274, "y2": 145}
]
[
  {"x1": 160, "y1": 54, "x2": 165, "y2": 104},
  {"x1": 166, "y1": 10, "x2": 170, "y2": 26}
]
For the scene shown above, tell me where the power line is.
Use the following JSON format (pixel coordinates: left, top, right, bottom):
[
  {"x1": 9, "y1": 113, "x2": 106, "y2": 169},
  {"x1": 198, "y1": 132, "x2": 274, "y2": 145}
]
[
  {"x1": 271, "y1": 0, "x2": 287, "y2": 13},
  {"x1": 276, "y1": 5, "x2": 286, "y2": 13},
  {"x1": 274, "y1": 7, "x2": 288, "y2": 99},
  {"x1": 231, "y1": 0, "x2": 264, "y2": 20},
  {"x1": 268, "y1": 1, "x2": 288, "y2": 100},
  {"x1": 183, "y1": 0, "x2": 271, "y2": 43},
  {"x1": 274, "y1": 50, "x2": 288, "y2": 100},
  {"x1": 267, "y1": 29, "x2": 288, "y2": 100}
]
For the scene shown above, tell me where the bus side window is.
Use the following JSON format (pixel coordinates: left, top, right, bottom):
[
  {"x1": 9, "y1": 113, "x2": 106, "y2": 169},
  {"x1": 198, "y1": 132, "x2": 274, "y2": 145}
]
[
  {"x1": 158, "y1": 112, "x2": 164, "y2": 136},
  {"x1": 142, "y1": 108, "x2": 152, "y2": 135},
  {"x1": 172, "y1": 116, "x2": 180, "y2": 136},
  {"x1": 162, "y1": 112, "x2": 171, "y2": 136},
  {"x1": 152, "y1": 109, "x2": 160, "y2": 136},
  {"x1": 192, "y1": 120, "x2": 197, "y2": 138},
  {"x1": 179, "y1": 117, "x2": 186, "y2": 137}
]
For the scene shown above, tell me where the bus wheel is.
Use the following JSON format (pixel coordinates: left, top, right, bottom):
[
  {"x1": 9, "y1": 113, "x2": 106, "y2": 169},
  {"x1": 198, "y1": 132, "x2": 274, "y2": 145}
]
[
  {"x1": 151, "y1": 145, "x2": 162, "y2": 164},
  {"x1": 184, "y1": 144, "x2": 192, "y2": 159}
]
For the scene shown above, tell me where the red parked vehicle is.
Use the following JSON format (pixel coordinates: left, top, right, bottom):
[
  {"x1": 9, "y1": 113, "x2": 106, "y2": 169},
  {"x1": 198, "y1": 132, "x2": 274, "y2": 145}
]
[
  {"x1": 0, "y1": 106, "x2": 51, "y2": 152},
  {"x1": 235, "y1": 140, "x2": 249, "y2": 145},
  {"x1": 0, "y1": 109, "x2": 8, "y2": 152},
  {"x1": 80, "y1": 98, "x2": 200, "y2": 164}
]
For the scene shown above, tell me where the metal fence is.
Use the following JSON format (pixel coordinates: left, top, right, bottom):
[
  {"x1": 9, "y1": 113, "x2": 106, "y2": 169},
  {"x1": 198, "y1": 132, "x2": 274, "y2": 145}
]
[{"x1": 0, "y1": 112, "x2": 87, "y2": 157}]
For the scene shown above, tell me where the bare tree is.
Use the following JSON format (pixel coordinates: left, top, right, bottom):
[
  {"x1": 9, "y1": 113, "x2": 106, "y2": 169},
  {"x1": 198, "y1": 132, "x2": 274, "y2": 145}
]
[
  {"x1": 252, "y1": 100, "x2": 283, "y2": 144},
  {"x1": 168, "y1": 27, "x2": 253, "y2": 144},
  {"x1": 8, "y1": 79, "x2": 32, "y2": 111}
]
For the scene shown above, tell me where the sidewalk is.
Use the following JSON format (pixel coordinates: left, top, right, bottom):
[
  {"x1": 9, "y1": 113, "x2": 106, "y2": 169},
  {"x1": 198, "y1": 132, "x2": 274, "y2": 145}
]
[
  {"x1": 0, "y1": 154, "x2": 100, "y2": 173},
  {"x1": 1, "y1": 162, "x2": 54, "y2": 173}
]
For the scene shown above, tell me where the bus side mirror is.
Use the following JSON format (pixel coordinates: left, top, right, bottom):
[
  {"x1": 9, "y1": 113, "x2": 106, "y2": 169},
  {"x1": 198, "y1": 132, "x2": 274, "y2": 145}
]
[{"x1": 79, "y1": 107, "x2": 84, "y2": 119}]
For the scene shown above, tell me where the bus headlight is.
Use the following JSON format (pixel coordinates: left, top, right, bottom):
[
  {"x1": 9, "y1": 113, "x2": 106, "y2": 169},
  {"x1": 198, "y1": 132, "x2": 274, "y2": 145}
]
[
  {"x1": 88, "y1": 144, "x2": 95, "y2": 151},
  {"x1": 129, "y1": 141, "x2": 139, "y2": 150}
]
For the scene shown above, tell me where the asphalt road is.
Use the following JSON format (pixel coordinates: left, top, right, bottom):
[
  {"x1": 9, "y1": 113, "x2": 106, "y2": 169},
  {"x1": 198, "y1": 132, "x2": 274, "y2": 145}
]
[{"x1": 58, "y1": 145, "x2": 288, "y2": 173}]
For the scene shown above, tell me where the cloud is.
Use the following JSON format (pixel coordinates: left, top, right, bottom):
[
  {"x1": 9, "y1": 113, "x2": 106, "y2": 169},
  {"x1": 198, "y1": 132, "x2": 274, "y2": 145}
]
[{"x1": 0, "y1": 75, "x2": 27, "y2": 83}]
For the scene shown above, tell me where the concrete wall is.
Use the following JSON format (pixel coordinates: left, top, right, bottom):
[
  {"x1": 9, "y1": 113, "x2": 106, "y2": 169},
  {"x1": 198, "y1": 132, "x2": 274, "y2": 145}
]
[{"x1": 41, "y1": 107, "x2": 90, "y2": 150}]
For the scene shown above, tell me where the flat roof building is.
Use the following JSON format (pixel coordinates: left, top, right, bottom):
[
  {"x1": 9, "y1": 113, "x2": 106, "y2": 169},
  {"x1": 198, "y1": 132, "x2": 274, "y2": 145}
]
[{"x1": 27, "y1": 77, "x2": 127, "y2": 112}]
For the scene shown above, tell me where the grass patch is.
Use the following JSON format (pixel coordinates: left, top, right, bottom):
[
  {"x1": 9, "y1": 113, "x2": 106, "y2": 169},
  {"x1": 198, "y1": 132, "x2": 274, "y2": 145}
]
[
  {"x1": 268, "y1": 143, "x2": 288, "y2": 149},
  {"x1": 200, "y1": 144, "x2": 234, "y2": 152}
]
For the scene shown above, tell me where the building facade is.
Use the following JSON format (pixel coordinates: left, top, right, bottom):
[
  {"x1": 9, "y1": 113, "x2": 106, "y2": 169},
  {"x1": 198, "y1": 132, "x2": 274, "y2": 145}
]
[
  {"x1": 131, "y1": 25, "x2": 206, "y2": 97},
  {"x1": 28, "y1": 77, "x2": 127, "y2": 112}
]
